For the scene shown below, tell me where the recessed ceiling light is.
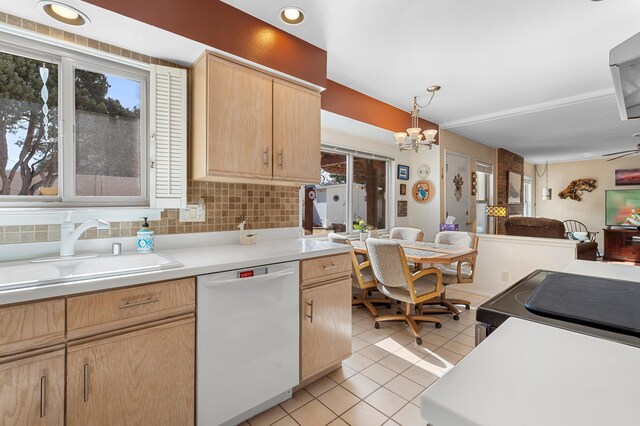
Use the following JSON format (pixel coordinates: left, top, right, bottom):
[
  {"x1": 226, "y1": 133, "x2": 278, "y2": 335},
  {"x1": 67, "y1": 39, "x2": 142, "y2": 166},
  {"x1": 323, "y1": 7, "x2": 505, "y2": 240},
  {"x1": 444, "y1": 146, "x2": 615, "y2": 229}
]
[
  {"x1": 279, "y1": 7, "x2": 305, "y2": 25},
  {"x1": 39, "y1": 1, "x2": 90, "y2": 27}
]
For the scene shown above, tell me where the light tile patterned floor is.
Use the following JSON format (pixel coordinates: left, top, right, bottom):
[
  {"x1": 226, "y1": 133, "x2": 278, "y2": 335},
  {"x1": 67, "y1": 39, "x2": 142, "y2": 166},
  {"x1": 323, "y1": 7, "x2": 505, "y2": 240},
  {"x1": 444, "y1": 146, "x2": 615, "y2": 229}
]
[{"x1": 244, "y1": 290, "x2": 488, "y2": 426}]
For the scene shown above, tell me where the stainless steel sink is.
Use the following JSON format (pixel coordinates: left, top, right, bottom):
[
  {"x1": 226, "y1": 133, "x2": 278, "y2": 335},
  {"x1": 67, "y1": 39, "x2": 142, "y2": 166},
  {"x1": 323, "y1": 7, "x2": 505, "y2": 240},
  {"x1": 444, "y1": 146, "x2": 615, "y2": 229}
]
[{"x1": 0, "y1": 252, "x2": 183, "y2": 291}]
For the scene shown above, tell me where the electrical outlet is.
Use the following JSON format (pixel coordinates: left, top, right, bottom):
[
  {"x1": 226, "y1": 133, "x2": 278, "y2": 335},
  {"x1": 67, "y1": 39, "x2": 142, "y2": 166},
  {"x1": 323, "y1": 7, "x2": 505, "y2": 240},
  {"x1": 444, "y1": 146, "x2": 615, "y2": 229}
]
[
  {"x1": 500, "y1": 271, "x2": 509, "y2": 282},
  {"x1": 179, "y1": 198, "x2": 206, "y2": 222}
]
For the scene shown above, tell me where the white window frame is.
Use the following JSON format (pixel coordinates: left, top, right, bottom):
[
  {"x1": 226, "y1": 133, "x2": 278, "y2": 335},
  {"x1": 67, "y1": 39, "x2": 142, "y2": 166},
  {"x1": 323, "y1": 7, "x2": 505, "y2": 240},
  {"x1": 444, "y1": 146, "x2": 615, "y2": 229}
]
[
  {"x1": 306, "y1": 145, "x2": 393, "y2": 236},
  {"x1": 0, "y1": 31, "x2": 149, "y2": 207},
  {"x1": 523, "y1": 176, "x2": 533, "y2": 217}
]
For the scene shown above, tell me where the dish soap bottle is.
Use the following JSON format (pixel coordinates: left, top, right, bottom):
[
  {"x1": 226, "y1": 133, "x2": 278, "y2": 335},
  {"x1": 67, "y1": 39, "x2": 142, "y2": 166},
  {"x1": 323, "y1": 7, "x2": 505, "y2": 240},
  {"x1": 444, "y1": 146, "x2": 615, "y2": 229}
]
[{"x1": 137, "y1": 217, "x2": 154, "y2": 253}]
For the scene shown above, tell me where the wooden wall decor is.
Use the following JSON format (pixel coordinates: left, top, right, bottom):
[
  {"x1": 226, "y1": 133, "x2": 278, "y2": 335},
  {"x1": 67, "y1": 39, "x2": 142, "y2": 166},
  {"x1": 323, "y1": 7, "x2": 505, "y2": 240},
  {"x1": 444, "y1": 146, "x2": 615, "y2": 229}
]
[
  {"x1": 412, "y1": 180, "x2": 434, "y2": 203},
  {"x1": 453, "y1": 174, "x2": 464, "y2": 201},
  {"x1": 557, "y1": 178, "x2": 597, "y2": 201},
  {"x1": 471, "y1": 172, "x2": 477, "y2": 196}
]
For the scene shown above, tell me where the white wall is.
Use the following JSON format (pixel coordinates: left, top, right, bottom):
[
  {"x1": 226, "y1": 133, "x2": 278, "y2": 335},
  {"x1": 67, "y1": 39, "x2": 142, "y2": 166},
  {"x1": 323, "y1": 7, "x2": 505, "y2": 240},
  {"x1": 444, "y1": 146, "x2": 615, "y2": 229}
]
[
  {"x1": 449, "y1": 234, "x2": 579, "y2": 296},
  {"x1": 534, "y1": 156, "x2": 640, "y2": 248},
  {"x1": 321, "y1": 127, "x2": 441, "y2": 240}
]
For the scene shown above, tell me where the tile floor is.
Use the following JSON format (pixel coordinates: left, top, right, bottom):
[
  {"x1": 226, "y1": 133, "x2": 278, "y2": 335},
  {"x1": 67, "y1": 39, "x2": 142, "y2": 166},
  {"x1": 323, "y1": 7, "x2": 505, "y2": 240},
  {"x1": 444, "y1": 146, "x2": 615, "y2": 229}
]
[{"x1": 244, "y1": 289, "x2": 489, "y2": 426}]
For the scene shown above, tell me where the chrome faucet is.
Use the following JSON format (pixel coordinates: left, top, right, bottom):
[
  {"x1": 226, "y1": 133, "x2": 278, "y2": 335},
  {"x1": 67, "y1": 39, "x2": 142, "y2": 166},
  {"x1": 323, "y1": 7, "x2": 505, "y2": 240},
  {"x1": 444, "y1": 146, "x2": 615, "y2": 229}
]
[{"x1": 60, "y1": 218, "x2": 111, "y2": 257}]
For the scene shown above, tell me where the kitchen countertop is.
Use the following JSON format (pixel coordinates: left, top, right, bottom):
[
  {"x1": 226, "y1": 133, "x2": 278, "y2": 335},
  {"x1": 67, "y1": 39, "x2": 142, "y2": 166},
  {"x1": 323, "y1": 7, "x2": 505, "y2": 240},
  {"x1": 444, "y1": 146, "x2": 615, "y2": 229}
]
[
  {"x1": 563, "y1": 259, "x2": 640, "y2": 281},
  {"x1": 0, "y1": 238, "x2": 352, "y2": 305},
  {"x1": 421, "y1": 317, "x2": 640, "y2": 425}
]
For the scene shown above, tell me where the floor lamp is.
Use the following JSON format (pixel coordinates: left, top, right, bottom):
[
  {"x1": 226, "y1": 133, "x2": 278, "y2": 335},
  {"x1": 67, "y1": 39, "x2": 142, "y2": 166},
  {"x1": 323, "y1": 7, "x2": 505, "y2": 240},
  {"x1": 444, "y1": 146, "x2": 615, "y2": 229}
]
[{"x1": 487, "y1": 205, "x2": 507, "y2": 234}]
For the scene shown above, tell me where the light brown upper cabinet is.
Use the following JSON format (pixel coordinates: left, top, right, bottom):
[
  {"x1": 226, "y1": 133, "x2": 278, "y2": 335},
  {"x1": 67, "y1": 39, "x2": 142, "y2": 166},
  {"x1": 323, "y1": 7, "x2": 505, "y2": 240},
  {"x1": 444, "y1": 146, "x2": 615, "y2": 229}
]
[
  {"x1": 273, "y1": 80, "x2": 321, "y2": 183},
  {"x1": 190, "y1": 52, "x2": 320, "y2": 184}
]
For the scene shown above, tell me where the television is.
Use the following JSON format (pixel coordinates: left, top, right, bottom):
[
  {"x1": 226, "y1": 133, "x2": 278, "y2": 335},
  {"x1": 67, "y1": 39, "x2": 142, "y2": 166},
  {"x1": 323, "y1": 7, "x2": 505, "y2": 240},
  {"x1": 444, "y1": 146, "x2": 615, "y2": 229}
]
[{"x1": 605, "y1": 189, "x2": 640, "y2": 227}]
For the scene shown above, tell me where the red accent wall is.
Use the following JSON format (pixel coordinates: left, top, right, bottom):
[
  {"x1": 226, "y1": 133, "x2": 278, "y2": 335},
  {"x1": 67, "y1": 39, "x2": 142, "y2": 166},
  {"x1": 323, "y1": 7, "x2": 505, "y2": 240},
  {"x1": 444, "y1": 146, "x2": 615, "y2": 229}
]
[
  {"x1": 82, "y1": 0, "x2": 327, "y2": 87},
  {"x1": 322, "y1": 80, "x2": 439, "y2": 140},
  {"x1": 84, "y1": 1, "x2": 440, "y2": 133}
]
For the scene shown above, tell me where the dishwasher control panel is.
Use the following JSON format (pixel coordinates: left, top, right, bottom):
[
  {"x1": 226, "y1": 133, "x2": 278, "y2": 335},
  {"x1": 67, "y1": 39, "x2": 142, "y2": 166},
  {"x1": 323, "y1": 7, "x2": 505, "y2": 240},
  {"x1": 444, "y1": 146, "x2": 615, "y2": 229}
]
[{"x1": 237, "y1": 266, "x2": 267, "y2": 278}]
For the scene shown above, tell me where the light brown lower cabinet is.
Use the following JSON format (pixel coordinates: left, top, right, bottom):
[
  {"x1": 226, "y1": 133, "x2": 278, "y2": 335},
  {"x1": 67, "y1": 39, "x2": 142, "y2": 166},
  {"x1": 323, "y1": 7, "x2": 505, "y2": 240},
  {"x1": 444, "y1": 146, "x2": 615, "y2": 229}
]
[
  {"x1": 300, "y1": 278, "x2": 352, "y2": 381},
  {"x1": 66, "y1": 318, "x2": 195, "y2": 426},
  {"x1": 0, "y1": 349, "x2": 65, "y2": 425}
]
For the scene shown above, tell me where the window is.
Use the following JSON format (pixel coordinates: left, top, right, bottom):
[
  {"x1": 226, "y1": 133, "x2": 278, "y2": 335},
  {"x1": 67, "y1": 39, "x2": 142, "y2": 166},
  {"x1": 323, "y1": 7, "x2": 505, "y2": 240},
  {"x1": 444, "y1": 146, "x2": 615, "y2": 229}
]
[
  {"x1": 75, "y1": 69, "x2": 142, "y2": 197},
  {"x1": 0, "y1": 52, "x2": 59, "y2": 197},
  {"x1": 303, "y1": 148, "x2": 391, "y2": 235},
  {"x1": 523, "y1": 176, "x2": 532, "y2": 217},
  {"x1": 475, "y1": 161, "x2": 493, "y2": 234},
  {"x1": 0, "y1": 34, "x2": 147, "y2": 206},
  {"x1": 352, "y1": 157, "x2": 387, "y2": 230}
]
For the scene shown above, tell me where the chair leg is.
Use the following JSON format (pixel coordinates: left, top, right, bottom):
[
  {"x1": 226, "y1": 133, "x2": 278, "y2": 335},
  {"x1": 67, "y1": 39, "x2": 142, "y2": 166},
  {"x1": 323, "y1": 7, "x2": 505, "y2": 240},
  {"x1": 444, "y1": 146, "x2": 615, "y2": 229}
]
[
  {"x1": 362, "y1": 300, "x2": 379, "y2": 317},
  {"x1": 353, "y1": 289, "x2": 391, "y2": 317},
  {"x1": 374, "y1": 302, "x2": 441, "y2": 346},
  {"x1": 446, "y1": 298, "x2": 471, "y2": 310}
]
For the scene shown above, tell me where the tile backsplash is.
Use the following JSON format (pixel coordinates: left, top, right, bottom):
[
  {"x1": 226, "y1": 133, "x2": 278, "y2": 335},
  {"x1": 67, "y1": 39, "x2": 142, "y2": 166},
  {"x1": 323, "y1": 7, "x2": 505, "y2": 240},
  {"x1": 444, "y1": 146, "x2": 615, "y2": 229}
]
[
  {"x1": 0, "y1": 14, "x2": 301, "y2": 245},
  {"x1": 0, "y1": 182, "x2": 300, "y2": 245}
]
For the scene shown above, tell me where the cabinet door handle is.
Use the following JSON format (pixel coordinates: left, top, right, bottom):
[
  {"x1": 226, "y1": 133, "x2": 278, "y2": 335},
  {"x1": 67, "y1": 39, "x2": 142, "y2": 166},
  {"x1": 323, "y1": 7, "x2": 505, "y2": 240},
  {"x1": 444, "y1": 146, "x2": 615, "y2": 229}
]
[
  {"x1": 323, "y1": 264, "x2": 338, "y2": 271},
  {"x1": 263, "y1": 147, "x2": 269, "y2": 167},
  {"x1": 119, "y1": 298, "x2": 159, "y2": 309},
  {"x1": 40, "y1": 376, "x2": 46, "y2": 418},
  {"x1": 306, "y1": 300, "x2": 314, "y2": 323},
  {"x1": 83, "y1": 364, "x2": 89, "y2": 403},
  {"x1": 278, "y1": 150, "x2": 284, "y2": 169}
]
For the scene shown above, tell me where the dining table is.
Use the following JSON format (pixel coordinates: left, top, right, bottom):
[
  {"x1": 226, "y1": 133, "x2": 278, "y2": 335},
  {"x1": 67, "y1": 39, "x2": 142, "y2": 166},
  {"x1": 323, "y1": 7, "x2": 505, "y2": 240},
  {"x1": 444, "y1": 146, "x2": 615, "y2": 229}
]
[
  {"x1": 351, "y1": 238, "x2": 478, "y2": 317},
  {"x1": 350, "y1": 238, "x2": 477, "y2": 265}
]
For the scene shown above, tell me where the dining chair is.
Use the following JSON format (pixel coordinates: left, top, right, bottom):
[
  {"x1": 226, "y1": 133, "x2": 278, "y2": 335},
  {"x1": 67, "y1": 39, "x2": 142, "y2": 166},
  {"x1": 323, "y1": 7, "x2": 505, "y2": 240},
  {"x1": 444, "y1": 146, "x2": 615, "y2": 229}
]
[
  {"x1": 422, "y1": 231, "x2": 478, "y2": 318},
  {"x1": 327, "y1": 233, "x2": 388, "y2": 316},
  {"x1": 389, "y1": 227, "x2": 424, "y2": 242},
  {"x1": 328, "y1": 232, "x2": 365, "y2": 263},
  {"x1": 389, "y1": 227, "x2": 424, "y2": 271},
  {"x1": 366, "y1": 238, "x2": 444, "y2": 345}
]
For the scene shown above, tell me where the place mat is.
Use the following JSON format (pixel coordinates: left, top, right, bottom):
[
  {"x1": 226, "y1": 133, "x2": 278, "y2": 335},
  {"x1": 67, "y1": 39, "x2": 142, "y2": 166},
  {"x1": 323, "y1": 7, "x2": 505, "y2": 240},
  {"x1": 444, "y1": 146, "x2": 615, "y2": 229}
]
[
  {"x1": 400, "y1": 242, "x2": 472, "y2": 255},
  {"x1": 403, "y1": 248, "x2": 446, "y2": 259},
  {"x1": 525, "y1": 273, "x2": 640, "y2": 337}
]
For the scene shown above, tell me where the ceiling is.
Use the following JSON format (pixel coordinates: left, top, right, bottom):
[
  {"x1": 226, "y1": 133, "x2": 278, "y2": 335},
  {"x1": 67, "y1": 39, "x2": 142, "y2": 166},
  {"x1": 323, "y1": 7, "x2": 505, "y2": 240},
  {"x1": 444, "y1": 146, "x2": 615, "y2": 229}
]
[
  {"x1": 3, "y1": 1, "x2": 640, "y2": 163},
  {"x1": 221, "y1": 0, "x2": 640, "y2": 163},
  {"x1": 0, "y1": 0, "x2": 209, "y2": 66}
]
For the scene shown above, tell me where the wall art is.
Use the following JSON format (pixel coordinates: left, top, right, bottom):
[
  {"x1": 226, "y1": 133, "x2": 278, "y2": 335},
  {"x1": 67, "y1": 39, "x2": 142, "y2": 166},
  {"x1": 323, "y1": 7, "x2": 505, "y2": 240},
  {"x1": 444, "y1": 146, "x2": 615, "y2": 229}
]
[
  {"x1": 397, "y1": 165, "x2": 409, "y2": 180},
  {"x1": 412, "y1": 180, "x2": 434, "y2": 203},
  {"x1": 615, "y1": 168, "x2": 640, "y2": 186},
  {"x1": 508, "y1": 171, "x2": 522, "y2": 204},
  {"x1": 397, "y1": 200, "x2": 408, "y2": 217},
  {"x1": 558, "y1": 178, "x2": 597, "y2": 201},
  {"x1": 453, "y1": 173, "x2": 464, "y2": 202},
  {"x1": 471, "y1": 172, "x2": 477, "y2": 196}
]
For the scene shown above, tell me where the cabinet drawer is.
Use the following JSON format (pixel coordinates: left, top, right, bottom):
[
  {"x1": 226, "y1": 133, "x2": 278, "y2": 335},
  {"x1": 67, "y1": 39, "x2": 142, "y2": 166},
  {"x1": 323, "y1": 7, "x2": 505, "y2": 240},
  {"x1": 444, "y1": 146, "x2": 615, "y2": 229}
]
[
  {"x1": 0, "y1": 299, "x2": 65, "y2": 357},
  {"x1": 67, "y1": 278, "x2": 195, "y2": 340},
  {"x1": 620, "y1": 245, "x2": 640, "y2": 260},
  {"x1": 301, "y1": 254, "x2": 351, "y2": 285}
]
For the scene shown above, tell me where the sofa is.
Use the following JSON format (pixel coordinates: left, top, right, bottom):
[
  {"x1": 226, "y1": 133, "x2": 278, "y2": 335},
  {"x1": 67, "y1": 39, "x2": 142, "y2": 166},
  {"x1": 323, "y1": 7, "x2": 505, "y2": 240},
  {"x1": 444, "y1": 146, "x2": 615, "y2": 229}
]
[{"x1": 504, "y1": 217, "x2": 598, "y2": 261}]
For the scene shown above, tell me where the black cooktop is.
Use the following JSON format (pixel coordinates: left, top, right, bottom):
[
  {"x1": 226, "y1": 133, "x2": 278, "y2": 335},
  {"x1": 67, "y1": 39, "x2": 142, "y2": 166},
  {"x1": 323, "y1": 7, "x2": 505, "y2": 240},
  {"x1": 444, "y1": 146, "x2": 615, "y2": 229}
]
[{"x1": 476, "y1": 269, "x2": 640, "y2": 348}]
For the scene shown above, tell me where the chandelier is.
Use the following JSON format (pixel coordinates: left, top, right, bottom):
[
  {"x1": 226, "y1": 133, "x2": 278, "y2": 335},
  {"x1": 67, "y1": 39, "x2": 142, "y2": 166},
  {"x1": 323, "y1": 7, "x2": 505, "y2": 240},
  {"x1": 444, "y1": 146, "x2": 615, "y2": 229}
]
[{"x1": 394, "y1": 85, "x2": 440, "y2": 152}]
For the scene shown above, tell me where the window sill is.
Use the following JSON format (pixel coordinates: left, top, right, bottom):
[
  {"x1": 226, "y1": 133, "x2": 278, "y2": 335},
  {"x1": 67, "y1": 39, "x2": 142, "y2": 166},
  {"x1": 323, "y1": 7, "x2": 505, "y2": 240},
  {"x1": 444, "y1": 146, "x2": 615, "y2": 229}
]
[{"x1": 0, "y1": 207, "x2": 163, "y2": 226}]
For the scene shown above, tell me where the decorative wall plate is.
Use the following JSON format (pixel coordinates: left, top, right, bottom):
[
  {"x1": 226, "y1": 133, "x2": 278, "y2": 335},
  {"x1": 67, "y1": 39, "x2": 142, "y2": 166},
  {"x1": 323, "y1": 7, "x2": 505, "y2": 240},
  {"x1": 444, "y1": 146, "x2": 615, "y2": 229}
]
[
  {"x1": 417, "y1": 165, "x2": 431, "y2": 179},
  {"x1": 412, "y1": 180, "x2": 434, "y2": 203}
]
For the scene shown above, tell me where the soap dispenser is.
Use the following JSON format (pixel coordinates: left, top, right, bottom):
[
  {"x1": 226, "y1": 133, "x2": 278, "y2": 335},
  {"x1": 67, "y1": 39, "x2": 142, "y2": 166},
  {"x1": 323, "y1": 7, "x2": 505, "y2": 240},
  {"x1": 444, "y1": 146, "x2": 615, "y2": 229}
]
[{"x1": 137, "y1": 217, "x2": 154, "y2": 253}]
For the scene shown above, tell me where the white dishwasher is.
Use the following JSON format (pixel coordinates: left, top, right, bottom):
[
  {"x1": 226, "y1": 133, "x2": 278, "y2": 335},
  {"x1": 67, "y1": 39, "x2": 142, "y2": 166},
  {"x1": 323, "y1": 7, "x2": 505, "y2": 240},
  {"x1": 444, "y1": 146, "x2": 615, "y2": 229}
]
[{"x1": 197, "y1": 261, "x2": 299, "y2": 426}]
